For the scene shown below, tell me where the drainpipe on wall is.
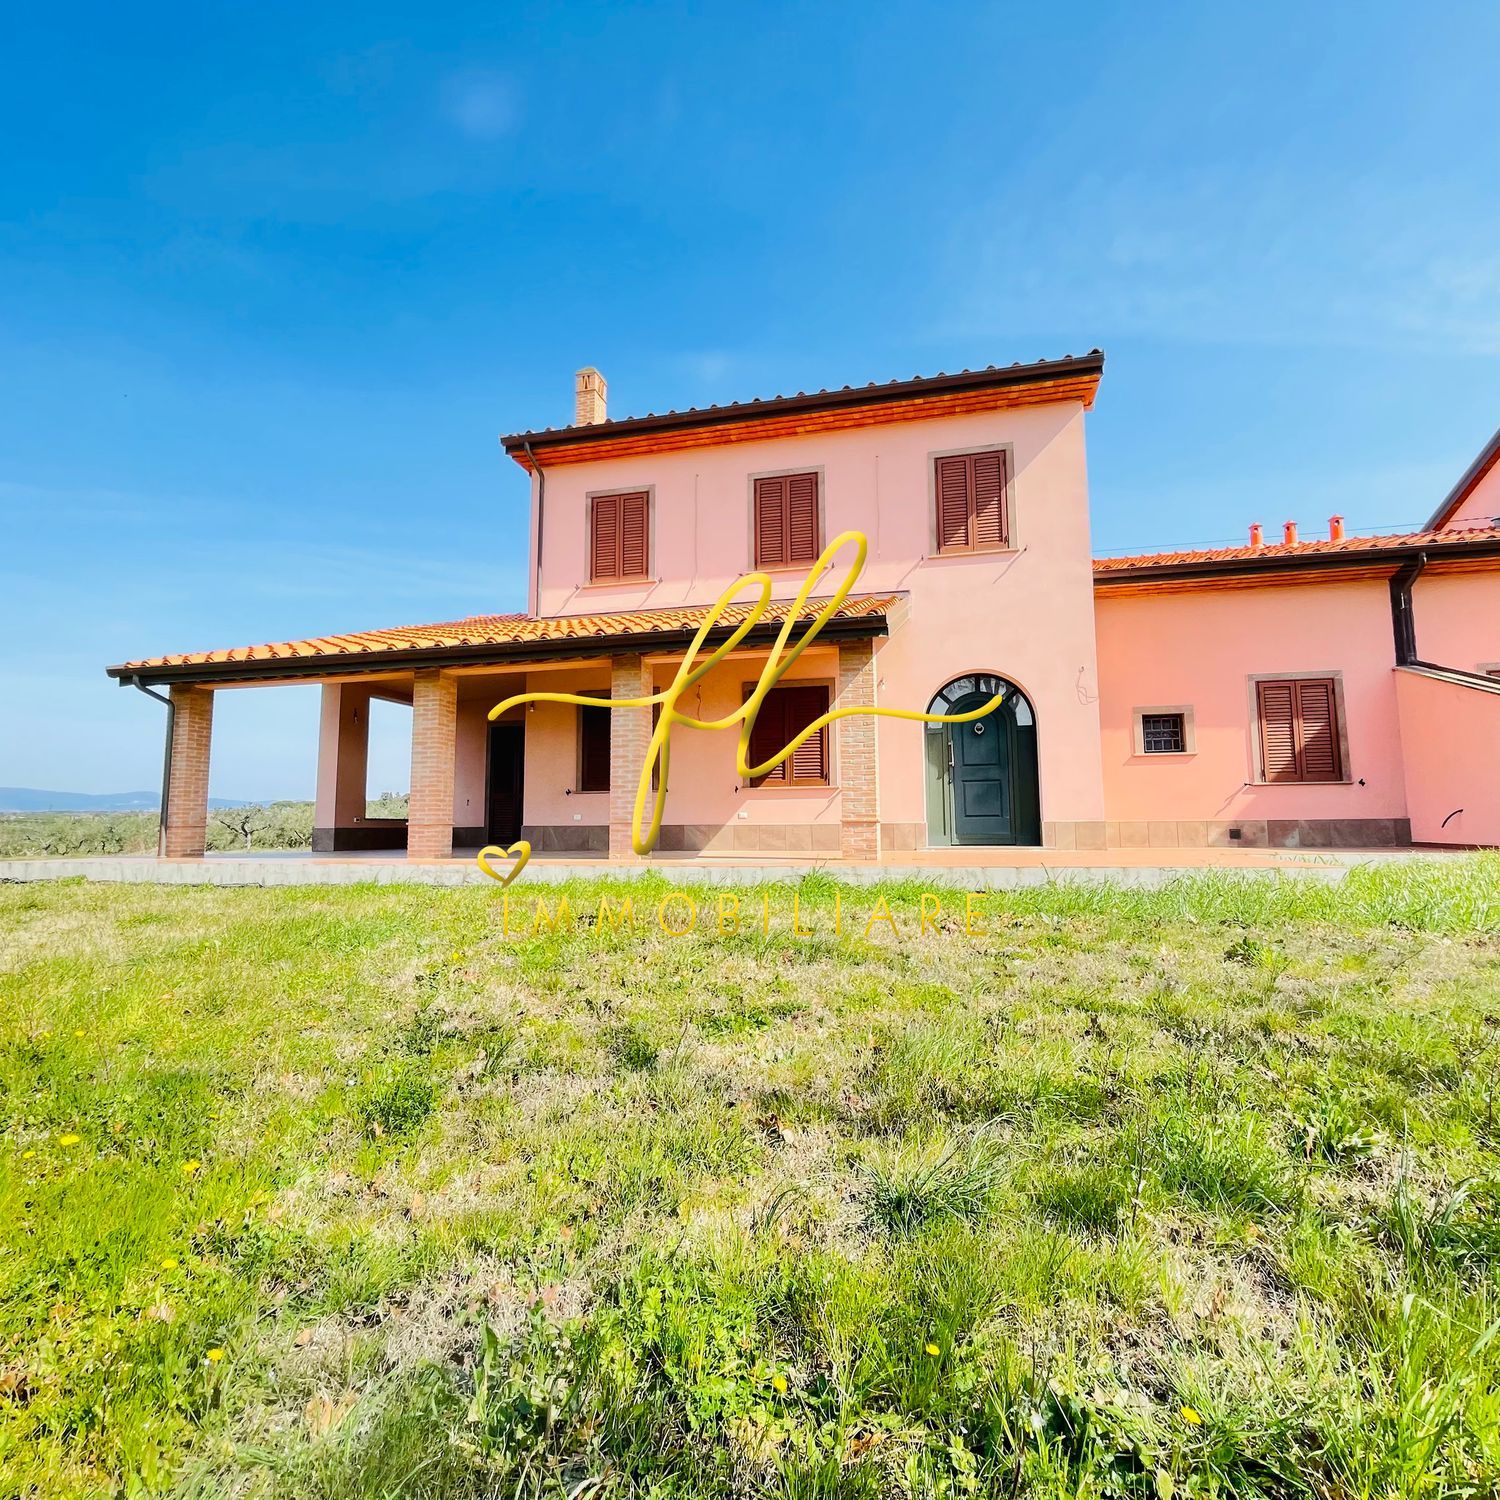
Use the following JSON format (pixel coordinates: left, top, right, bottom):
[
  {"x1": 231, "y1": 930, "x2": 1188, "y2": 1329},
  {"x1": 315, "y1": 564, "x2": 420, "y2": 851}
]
[
  {"x1": 525, "y1": 440, "x2": 545, "y2": 617},
  {"x1": 1388, "y1": 552, "x2": 1428, "y2": 666},
  {"x1": 130, "y1": 676, "x2": 173, "y2": 857}
]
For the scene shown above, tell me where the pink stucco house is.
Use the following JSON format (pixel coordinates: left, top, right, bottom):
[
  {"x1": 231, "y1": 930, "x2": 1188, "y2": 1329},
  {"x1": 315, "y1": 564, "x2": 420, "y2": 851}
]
[{"x1": 106, "y1": 357, "x2": 1500, "y2": 860}]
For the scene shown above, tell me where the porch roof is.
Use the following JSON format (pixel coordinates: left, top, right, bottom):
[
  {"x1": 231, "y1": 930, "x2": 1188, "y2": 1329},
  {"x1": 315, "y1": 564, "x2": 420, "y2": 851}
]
[{"x1": 106, "y1": 593, "x2": 905, "y2": 687}]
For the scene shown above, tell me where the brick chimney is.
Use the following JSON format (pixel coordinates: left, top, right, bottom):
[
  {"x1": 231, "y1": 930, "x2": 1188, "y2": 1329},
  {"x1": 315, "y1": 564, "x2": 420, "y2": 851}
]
[
  {"x1": 1283, "y1": 520, "x2": 1299, "y2": 546},
  {"x1": 1329, "y1": 514, "x2": 1345, "y2": 541},
  {"x1": 574, "y1": 367, "x2": 607, "y2": 426},
  {"x1": 1248, "y1": 523, "x2": 1264, "y2": 548}
]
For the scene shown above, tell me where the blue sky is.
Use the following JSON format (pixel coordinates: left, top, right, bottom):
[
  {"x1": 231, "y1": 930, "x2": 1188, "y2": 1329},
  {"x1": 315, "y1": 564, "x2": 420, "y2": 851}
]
[{"x1": 3, "y1": 1, "x2": 1498, "y2": 800}]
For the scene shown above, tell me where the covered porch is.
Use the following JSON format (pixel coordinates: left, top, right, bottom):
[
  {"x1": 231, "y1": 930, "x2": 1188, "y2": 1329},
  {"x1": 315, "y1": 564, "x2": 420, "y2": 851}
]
[{"x1": 108, "y1": 595, "x2": 899, "y2": 865}]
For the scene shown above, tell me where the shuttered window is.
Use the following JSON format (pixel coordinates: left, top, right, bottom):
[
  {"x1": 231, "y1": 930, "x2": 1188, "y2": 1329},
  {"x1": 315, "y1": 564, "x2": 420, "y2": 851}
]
[
  {"x1": 754, "y1": 472, "x2": 820, "y2": 568},
  {"x1": 577, "y1": 704, "x2": 610, "y2": 792},
  {"x1": 747, "y1": 683, "x2": 830, "y2": 786},
  {"x1": 934, "y1": 450, "x2": 1008, "y2": 554},
  {"x1": 1255, "y1": 678, "x2": 1343, "y2": 783},
  {"x1": 589, "y1": 491, "x2": 649, "y2": 582}
]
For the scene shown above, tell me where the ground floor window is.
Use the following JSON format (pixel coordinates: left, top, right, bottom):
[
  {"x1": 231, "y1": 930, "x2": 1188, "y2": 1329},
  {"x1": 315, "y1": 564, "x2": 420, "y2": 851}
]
[
  {"x1": 1142, "y1": 713, "x2": 1186, "y2": 753},
  {"x1": 1254, "y1": 676, "x2": 1343, "y2": 783},
  {"x1": 746, "y1": 683, "x2": 830, "y2": 786},
  {"x1": 577, "y1": 704, "x2": 611, "y2": 792}
]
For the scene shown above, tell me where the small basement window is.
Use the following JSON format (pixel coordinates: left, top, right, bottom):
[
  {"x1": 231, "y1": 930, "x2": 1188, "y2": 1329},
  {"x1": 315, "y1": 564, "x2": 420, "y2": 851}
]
[
  {"x1": 1132, "y1": 706, "x2": 1195, "y2": 756},
  {"x1": 1142, "y1": 713, "x2": 1185, "y2": 754}
]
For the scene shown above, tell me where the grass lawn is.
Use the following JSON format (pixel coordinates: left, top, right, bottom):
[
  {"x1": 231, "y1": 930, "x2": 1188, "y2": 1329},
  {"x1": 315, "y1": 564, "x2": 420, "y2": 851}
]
[{"x1": 2, "y1": 863, "x2": 1499, "y2": 1498}]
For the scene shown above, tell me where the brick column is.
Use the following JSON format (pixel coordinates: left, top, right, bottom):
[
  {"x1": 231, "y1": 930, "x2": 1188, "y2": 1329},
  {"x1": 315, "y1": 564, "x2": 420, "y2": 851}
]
[
  {"x1": 408, "y1": 670, "x2": 458, "y2": 860},
  {"x1": 609, "y1": 654, "x2": 651, "y2": 859},
  {"x1": 162, "y1": 686, "x2": 213, "y2": 858},
  {"x1": 836, "y1": 640, "x2": 879, "y2": 861},
  {"x1": 313, "y1": 683, "x2": 371, "y2": 851}
]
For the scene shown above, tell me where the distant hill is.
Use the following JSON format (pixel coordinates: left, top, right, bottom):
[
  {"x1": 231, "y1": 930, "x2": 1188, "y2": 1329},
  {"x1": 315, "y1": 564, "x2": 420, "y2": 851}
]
[{"x1": 0, "y1": 788, "x2": 261, "y2": 813}]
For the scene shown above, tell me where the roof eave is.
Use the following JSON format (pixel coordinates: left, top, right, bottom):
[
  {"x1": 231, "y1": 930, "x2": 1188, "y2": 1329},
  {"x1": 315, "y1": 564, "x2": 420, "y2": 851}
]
[
  {"x1": 1425, "y1": 426, "x2": 1500, "y2": 530},
  {"x1": 106, "y1": 612, "x2": 896, "y2": 688},
  {"x1": 500, "y1": 352, "x2": 1105, "y2": 459},
  {"x1": 1093, "y1": 535, "x2": 1500, "y2": 587}
]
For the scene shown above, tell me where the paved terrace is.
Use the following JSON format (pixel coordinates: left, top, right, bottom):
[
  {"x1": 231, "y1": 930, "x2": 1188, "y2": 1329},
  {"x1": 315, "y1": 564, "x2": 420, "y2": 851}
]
[{"x1": 0, "y1": 845, "x2": 1435, "y2": 890}]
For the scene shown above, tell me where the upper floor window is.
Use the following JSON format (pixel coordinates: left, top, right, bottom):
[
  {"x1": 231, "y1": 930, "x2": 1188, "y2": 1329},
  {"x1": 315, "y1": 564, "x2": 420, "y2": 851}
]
[
  {"x1": 589, "y1": 491, "x2": 650, "y2": 582},
  {"x1": 754, "y1": 471, "x2": 820, "y2": 569},
  {"x1": 1255, "y1": 677, "x2": 1343, "y2": 782},
  {"x1": 934, "y1": 450, "x2": 1009, "y2": 554}
]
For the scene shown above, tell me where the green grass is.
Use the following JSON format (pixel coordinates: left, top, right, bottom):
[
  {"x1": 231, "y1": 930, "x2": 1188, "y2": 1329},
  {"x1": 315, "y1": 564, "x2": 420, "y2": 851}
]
[{"x1": 1, "y1": 858, "x2": 1499, "y2": 1497}]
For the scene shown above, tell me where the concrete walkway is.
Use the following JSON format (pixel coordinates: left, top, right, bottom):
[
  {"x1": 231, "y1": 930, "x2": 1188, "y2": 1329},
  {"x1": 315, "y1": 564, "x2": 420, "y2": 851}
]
[{"x1": 0, "y1": 845, "x2": 1421, "y2": 889}]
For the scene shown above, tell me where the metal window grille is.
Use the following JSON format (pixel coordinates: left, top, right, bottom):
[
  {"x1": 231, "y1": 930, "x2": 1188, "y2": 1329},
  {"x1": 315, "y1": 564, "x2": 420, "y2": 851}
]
[{"x1": 1141, "y1": 713, "x2": 1185, "y2": 754}]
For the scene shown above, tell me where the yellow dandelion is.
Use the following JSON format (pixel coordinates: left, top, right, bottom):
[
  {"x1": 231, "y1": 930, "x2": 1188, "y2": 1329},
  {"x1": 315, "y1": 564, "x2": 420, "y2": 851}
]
[
  {"x1": 772, "y1": 1374, "x2": 787, "y2": 1394},
  {"x1": 205, "y1": 1348, "x2": 225, "y2": 1363},
  {"x1": 58, "y1": 1133, "x2": 81, "y2": 1147},
  {"x1": 73, "y1": 1029, "x2": 86, "y2": 1038},
  {"x1": 160, "y1": 1257, "x2": 179, "y2": 1271},
  {"x1": 181, "y1": 1159, "x2": 202, "y2": 1175},
  {"x1": 450, "y1": 950, "x2": 463, "y2": 962},
  {"x1": 22, "y1": 1150, "x2": 36, "y2": 1160},
  {"x1": 1180, "y1": 1405, "x2": 1203, "y2": 1425},
  {"x1": 924, "y1": 1342, "x2": 941, "y2": 1357}
]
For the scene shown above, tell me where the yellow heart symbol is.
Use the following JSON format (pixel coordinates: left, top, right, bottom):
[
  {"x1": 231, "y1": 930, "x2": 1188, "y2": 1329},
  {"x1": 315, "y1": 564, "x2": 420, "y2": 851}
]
[{"x1": 476, "y1": 840, "x2": 531, "y2": 887}]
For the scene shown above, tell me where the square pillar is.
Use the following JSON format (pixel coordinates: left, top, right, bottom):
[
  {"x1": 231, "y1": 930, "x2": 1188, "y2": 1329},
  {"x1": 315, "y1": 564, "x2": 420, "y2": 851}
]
[
  {"x1": 313, "y1": 683, "x2": 371, "y2": 851},
  {"x1": 162, "y1": 685, "x2": 214, "y2": 858},
  {"x1": 408, "y1": 670, "x2": 458, "y2": 860},
  {"x1": 609, "y1": 654, "x2": 651, "y2": 859},
  {"x1": 836, "y1": 640, "x2": 879, "y2": 861}
]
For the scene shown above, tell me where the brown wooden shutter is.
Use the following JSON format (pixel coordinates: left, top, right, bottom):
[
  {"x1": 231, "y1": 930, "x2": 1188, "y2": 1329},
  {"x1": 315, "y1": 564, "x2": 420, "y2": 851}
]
[
  {"x1": 972, "y1": 451, "x2": 1007, "y2": 548},
  {"x1": 747, "y1": 685, "x2": 829, "y2": 785},
  {"x1": 748, "y1": 690, "x2": 788, "y2": 783},
  {"x1": 935, "y1": 456, "x2": 971, "y2": 551},
  {"x1": 1257, "y1": 682, "x2": 1299, "y2": 781},
  {"x1": 935, "y1": 451, "x2": 1009, "y2": 553},
  {"x1": 786, "y1": 685, "x2": 829, "y2": 782},
  {"x1": 590, "y1": 495, "x2": 618, "y2": 582},
  {"x1": 1295, "y1": 679, "x2": 1341, "y2": 781},
  {"x1": 578, "y1": 705, "x2": 611, "y2": 791},
  {"x1": 590, "y1": 492, "x2": 648, "y2": 580},
  {"x1": 786, "y1": 473, "x2": 819, "y2": 563},
  {"x1": 754, "y1": 476, "x2": 787, "y2": 568},
  {"x1": 1257, "y1": 678, "x2": 1341, "y2": 782},
  {"x1": 754, "y1": 473, "x2": 818, "y2": 567},
  {"x1": 620, "y1": 492, "x2": 648, "y2": 578}
]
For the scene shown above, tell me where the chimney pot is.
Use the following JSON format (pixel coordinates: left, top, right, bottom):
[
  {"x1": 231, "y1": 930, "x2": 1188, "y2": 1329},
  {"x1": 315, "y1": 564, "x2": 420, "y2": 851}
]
[
  {"x1": 1329, "y1": 514, "x2": 1345, "y2": 541},
  {"x1": 1249, "y1": 523, "x2": 1264, "y2": 548},
  {"x1": 574, "y1": 367, "x2": 607, "y2": 426},
  {"x1": 1283, "y1": 520, "x2": 1299, "y2": 546}
]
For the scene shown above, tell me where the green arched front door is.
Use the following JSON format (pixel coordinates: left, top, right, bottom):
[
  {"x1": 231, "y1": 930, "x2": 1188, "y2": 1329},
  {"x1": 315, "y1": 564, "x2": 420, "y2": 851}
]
[{"x1": 924, "y1": 676, "x2": 1041, "y2": 847}]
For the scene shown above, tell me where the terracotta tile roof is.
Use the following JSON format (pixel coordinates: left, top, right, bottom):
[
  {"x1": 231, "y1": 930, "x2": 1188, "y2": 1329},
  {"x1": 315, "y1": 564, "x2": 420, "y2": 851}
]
[
  {"x1": 1093, "y1": 526, "x2": 1500, "y2": 577},
  {"x1": 109, "y1": 593, "x2": 904, "y2": 679},
  {"x1": 503, "y1": 353, "x2": 1104, "y2": 468}
]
